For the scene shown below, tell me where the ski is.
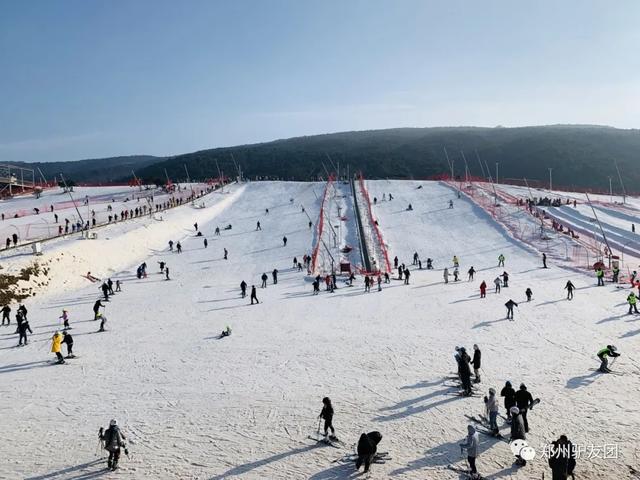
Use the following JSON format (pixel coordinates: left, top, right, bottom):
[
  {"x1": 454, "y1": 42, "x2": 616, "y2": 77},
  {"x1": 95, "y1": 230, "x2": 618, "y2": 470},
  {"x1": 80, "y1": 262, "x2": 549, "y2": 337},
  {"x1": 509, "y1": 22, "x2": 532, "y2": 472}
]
[{"x1": 307, "y1": 435, "x2": 341, "y2": 449}]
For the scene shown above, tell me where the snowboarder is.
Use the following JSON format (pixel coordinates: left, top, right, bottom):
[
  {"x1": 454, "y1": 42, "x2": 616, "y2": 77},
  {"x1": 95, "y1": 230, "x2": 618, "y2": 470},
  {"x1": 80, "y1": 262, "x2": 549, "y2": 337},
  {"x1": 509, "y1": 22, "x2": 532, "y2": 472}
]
[
  {"x1": 319, "y1": 397, "x2": 336, "y2": 439},
  {"x1": 597, "y1": 345, "x2": 620, "y2": 373},
  {"x1": 62, "y1": 331, "x2": 74, "y2": 357},
  {"x1": 443, "y1": 267, "x2": 450, "y2": 284},
  {"x1": 501, "y1": 381, "x2": 516, "y2": 420},
  {"x1": 542, "y1": 252, "x2": 548, "y2": 268},
  {"x1": 99, "y1": 419, "x2": 127, "y2": 471},
  {"x1": 505, "y1": 299, "x2": 518, "y2": 319},
  {"x1": 628, "y1": 292, "x2": 639, "y2": 314},
  {"x1": 479, "y1": 281, "x2": 487, "y2": 298},
  {"x1": 565, "y1": 280, "x2": 575, "y2": 300},
  {"x1": 261, "y1": 273, "x2": 268, "y2": 288},
  {"x1": 494, "y1": 277, "x2": 501, "y2": 293},
  {"x1": 272, "y1": 269, "x2": 278, "y2": 285},
  {"x1": 515, "y1": 383, "x2": 535, "y2": 432},
  {"x1": 17, "y1": 318, "x2": 32, "y2": 346},
  {"x1": 498, "y1": 254, "x2": 505, "y2": 267},
  {"x1": 356, "y1": 431, "x2": 382, "y2": 473},
  {"x1": 548, "y1": 435, "x2": 576, "y2": 480},
  {"x1": 459, "y1": 425, "x2": 480, "y2": 478},
  {"x1": 525, "y1": 288, "x2": 533, "y2": 302},
  {"x1": 60, "y1": 310, "x2": 70, "y2": 329},
  {"x1": 468, "y1": 266, "x2": 476, "y2": 281},
  {"x1": 282, "y1": 236, "x2": 287, "y2": 246},
  {"x1": 471, "y1": 344, "x2": 481, "y2": 383},
  {"x1": 510, "y1": 407, "x2": 527, "y2": 465},
  {"x1": 240, "y1": 280, "x2": 247, "y2": 298},
  {"x1": 93, "y1": 300, "x2": 104, "y2": 320},
  {"x1": 51, "y1": 331, "x2": 64, "y2": 364},
  {"x1": 250, "y1": 285, "x2": 259, "y2": 304}
]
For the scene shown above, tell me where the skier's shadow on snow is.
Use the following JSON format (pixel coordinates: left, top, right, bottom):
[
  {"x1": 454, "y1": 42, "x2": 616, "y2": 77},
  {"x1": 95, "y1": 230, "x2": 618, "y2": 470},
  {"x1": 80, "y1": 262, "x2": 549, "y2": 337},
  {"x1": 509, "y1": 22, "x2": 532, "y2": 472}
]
[
  {"x1": 25, "y1": 458, "x2": 106, "y2": 480},
  {"x1": 621, "y1": 328, "x2": 640, "y2": 338},
  {"x1": 472, "y1": 318, "x2": 510, "y2": 329},
  {"x1": 0, "y1": 360, "x2": 50, "y2": 374},
  {"x1": 373, "y1": 390, "x2": 460, "y2": 422},
  {"x1": 308, "y1": 462, "x2": 364, "y2": 480},
  {"x1": 208, "y1": 443, "x2": 321, "y2": 479},
  {"x1": 566, "y1": 370, "x2": 600, "y2": 389},
  {"x1": 597, "y1": 313, "x2": 628, "y2": 324}
]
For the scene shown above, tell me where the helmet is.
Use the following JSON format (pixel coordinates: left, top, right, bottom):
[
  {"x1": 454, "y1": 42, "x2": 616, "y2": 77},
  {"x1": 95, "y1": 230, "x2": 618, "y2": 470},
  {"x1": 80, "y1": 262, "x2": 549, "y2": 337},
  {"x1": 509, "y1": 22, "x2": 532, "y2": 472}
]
[
  {"x1": 322, "y1": 397, "x2": 331, "y2": 405},
  {"x1": 505, "y1": 381, "x2": 512, "y2": 387},
  {"x1": 608, "y1": 345, "x2": 617, "y2": 352},
  {"x1": 110, "y1": 419, "x2": 117, "y2": 426},
  {"x1": 510, "y1": 406, "x2": 520, "y2": 415},
  {"x1": 489, "y1": 388, "x2": 496, "y2": 395}
]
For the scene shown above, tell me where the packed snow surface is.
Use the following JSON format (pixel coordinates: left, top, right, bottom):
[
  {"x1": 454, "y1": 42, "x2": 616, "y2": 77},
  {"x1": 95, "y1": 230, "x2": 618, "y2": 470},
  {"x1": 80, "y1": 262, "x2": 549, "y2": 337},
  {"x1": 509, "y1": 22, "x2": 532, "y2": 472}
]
[{"x1": 1, "y1": 180, "x2": 639, "y2": 479}]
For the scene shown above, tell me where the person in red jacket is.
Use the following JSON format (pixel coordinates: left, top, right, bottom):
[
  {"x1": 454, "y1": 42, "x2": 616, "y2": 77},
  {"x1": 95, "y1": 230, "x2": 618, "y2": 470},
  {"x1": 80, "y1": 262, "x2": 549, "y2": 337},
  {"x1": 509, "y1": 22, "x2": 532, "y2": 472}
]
[{"x1": 479, "y1": 281, "x2": 487, "y2": 298}]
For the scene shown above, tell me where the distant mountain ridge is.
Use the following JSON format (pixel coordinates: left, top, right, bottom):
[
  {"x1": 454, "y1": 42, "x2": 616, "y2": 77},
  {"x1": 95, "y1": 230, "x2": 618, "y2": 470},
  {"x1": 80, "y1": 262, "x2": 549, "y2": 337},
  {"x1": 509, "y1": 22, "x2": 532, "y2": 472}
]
[{"x1": 8, "y1": 125, "x2": 640, "y2": 192}]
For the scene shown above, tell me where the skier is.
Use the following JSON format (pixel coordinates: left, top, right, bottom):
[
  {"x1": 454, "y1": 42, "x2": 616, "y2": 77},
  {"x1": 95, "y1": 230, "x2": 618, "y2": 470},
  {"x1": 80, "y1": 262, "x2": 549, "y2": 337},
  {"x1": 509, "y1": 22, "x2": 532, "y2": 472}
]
[
  {"x1": 261, "y1": 273, "x2": 268, "y2": 288},
  {"x1": 176, "y1": 241, "x2": 182, "y2": 253},
  {"x1": 250, "y1": 285, "x2": 259, "y2": 304},
  {"x1": 282, "y1": 236, "x2": 287, "y2": 247},
  {"x1": 204, "y1": 238, "x2": 208, "y2": 248},
  {"x1": 413, "y1": 252, "x2": 419, "y2": 265},
  {"x1": 525, "y1": 288, "x2": 533, "y2": 302},
  {"x1": 453, "y1": 255, "x2": 459, "y2": 267},
  {"x1": 494, "y1": 276, "x2": 501, "y2": 293},
  {"x1": 93, "y1": 300, "x2": 104, "y2": 320},
  {"x1": 486, "y1": 388, "x2": 499, "y2": 435},
  {"x1": 510, "y1": 407, "x2": 527, "y2": 465},
  {"x1": 458, "y1": 425, "x2": 480, "y2": 478},
  {"x1": 453, "y1": 268, "x2": 459, "y2": 282},
  {"x1": 60, "y1": 309, "x2": 70, "y2": 329},
  {"x1": 99, "y1": 419, "x2": 127, "y2": 471},
  {"x1": 515, "y1": 383, "x2": 534, "y2": 432},
  {"x1": 597, "y1": 345, "x2": 620, "y2": 373},
  {"x1": 612, "y1": 265, "x2": 619, "y2": 283},
  {"x1": 377, "y1": 274, "x2": 382, "y2": 291},
  {"x1": 426, "y1": 258, "x2": 433, "y2": 269},
  {"x1": 479, "y1": 280, "x2": 487, "y2": 298},
  {"x1": 220, "y1": 326, "x2": 232, "y2": 337},
  {"x1": 505, "y1": 299, "x2": 518, "y2": 319},
  {"x1": 97, "y1": 313, "x2": 108, "y2": 332},
  {"x1": 443, "y1": 267, "x2": 450, "y2": 284},
  {"x1": 312, "y1": 279, "x2": 320, "y2": 294},
  {"x1": 256, "y1": 221, "x2": 261, "y2": 231},
  {"x1": 272, "y1": 269, "x2": 278, "y2": 285},
  {"x1": 215, "y1": 226, "x2": 220, "y2": 236},
  {"x1": 18, "y1": 304, "x2": 28, "y2": 320},
  {"x1": 501, "y1": 271, "x2": 509, "y2": 287},
  {"x1": 51, "y1": 331, "x2": 65, "y2": 364},
  {"x1": 471, "y1": 344, "x2": 481, "y2": 383},
  {"x1": 501, "y1": 381, "x2": 516, "y2": 420},
  {"x1": 158, "y1": 261, "x2": 166, "y2": 273},
  {"x1": 61, "y1": 331, "x2": 74, "y2": 358},
  {"x1": 319, "y1": 397, "x2": 336, "y2": 439},
  {"x1": 165, "y1": 267, "x2": 170, "y2": 280},
  {"x1": 168, "y1": 240, "x2": 174, "y2": 251},
  {"x1": 224, "y1": 248, "x2": 228, "y2": 260},
  {"x1": 364, "y1": 275, "x2": 371, "y2": 292},
  {"x1": 115, "y1": 280, "x2": 121, "y2": 292},
  {"x1": 356, "y1": 431, "x2": 383, "y2": 473},
  {"x1": 468, "y1": 266, "x2": 476, "y2": 281},
  {"x1": 240, "y1": 280, "x2": 247, "y2": 298},
  {"x1": 596, "y1": 267, "x2": 604, "y2": 286},
  {"x1": 194, "y1": 222, "x2": 198, "y2": 231},
  {"x1": 17, "y1": 317, "x2": 32, "y2": 346},
  {"x1": 498, "y1": 253, "x2": 505, "y2": 267},
  {"x1": 2, "y1": 304, "x2": 11, "y2": 325},
  {"x1": 542, "y1": 252, "x2": 548, "y2": 268},
  {"x1": 107, "y1": 278, "x2": 114, "y2": 295},
  {"x1": 449, "y1": 199, "x2": 454, "y2": 208},
  {"x1": 404, "y1": 268, "x2": 410, "y2": 285},
  {"x1": 565, "y1": 280, "x2": 575, "y2": 300},
  {"x1": 627, "y1": 292, "x2": 639, "y2": 314},
  {"x1": 394, "y1": 256, "x2": 398, "y2": 268},
  {"x1": 548, "y1": 435, "x2": 576, "y2": 480}
]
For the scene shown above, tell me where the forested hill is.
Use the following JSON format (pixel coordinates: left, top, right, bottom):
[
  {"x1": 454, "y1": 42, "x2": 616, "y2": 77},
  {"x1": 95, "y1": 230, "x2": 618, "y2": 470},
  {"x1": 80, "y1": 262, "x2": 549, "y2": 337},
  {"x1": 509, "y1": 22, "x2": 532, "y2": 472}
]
[{"x1": 133, "y1": 125, "x2": 640, "y2": 192}]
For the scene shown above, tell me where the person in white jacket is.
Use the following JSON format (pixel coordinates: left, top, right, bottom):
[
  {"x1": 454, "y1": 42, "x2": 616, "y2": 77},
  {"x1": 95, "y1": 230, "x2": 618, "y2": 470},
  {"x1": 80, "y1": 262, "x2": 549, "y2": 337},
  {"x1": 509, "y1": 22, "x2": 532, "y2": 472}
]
[
  {"x1": 459, "y1": 425, "x2": 480, "y2": 478},
  {"x1": 485, "y1": 388, "x2": 500, "y2": 435}
]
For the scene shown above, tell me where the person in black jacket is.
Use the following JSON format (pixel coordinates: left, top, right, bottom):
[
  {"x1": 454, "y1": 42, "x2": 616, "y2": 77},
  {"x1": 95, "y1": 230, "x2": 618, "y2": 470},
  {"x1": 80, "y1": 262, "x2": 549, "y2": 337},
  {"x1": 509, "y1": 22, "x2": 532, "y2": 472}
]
[
  {"x1": 548, "y1": 435, "x2": 576, "y2": 480},
  {"x1": 250, "y1": 285, "x2": 259, "y2": 305},
  {"x1": 1, "y1": 305, "x2": 11, "y2": 325},
  {"x1": 93, "y1": 300, "x2": 103, "y2": 320},
  {"x1": 500, "y1": 381, "x2": 516, "y2": 420},
  {"x1": 319, "y1": 397, "x2": 336, "y2": 439},
  {"x1": 458, "y1": 347, "x2": 473, "y2": 395},
  {"x1": 510, "y1": 407, "x2": 527, "y2": 466},
  {"x1": 17, "y1": 319, "x2": 32, "y2": 346},
  {"x1": 261, "y1": 273, "x2": 268, "y2": 288},
  {"x1": 356, "y1": 431, "x2": 382, "y2": 473},
  {"x1": 272, "y1": 269, "x2": 278, "y2": 285},
  {"x1": 61, "y1": 331, "x2": 74, "y2": 358},
  {"x1": 470, "y1": 344, "x2": 481, "y2": 383},
  {"x1": 240, "y1": 281, "x2": 247, "y2": 298},
  {"x1": 525, "y1": 288, "x2": 533, "y2": 301},
  {"x1": 515, "y1": 383, "x2": 534, "y2": 432},
  {"x1": 505, "y1": 299, "x2": 518, "y2": 319},
  {"x1": 99, "y1": 419, "x2": 127, "y2": 471},
  {"x1": 18, "y1": 304, "x2": 27, "y2": 321}
]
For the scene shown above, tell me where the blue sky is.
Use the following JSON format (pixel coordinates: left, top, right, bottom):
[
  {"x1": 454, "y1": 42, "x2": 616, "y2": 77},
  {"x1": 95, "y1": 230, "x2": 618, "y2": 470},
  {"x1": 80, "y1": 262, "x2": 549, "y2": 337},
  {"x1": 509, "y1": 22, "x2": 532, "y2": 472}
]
[{"x1": 1, "y1": 0, "x2": 638, "y2": 162}]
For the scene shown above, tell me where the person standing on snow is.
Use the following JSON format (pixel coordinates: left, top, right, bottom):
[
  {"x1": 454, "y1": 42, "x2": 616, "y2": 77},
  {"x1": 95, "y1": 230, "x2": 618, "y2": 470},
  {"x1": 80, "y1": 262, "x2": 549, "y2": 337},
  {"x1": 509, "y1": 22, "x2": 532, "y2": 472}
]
[
  {"x1": 272, "y1": 269, "x2": 278, "y2": 285},
  {"x1": 59, "y1": 310, "x2": 70, "y2": 329},
  {"x1": 165, "y1": 266, "x2": 170, "y2": 280},
  {"x1": 93, "y1": 300, "x2": 104, "y2": 320},
  {"x1": 548, "y1": 435, "x2": 577, "y2": 480},
  {"x1": 501, "y1": 381, "x2": 516, "y2": 420},
  {"x1": 501, "y1": 271, "x2": 509, "y2": 288},
  {"x1": 498, "y1": 254, "x2": 505, "y2": 267},
  {"x1": 404, "y1": 268, "x2": 410, "y2": 285},
  {"x1": 282, "y1": 236, "x2": 287, "y2": 246},
  {"x1": 176, "y1": 241, "x2": 182, "y2": 253},
  {"x1": 542, "y1": 252, "x2": 548, "y2": 268},
  {"x1": 240, "y1": 280, "x2": 247, "y2": 298},
  {"x1": 485, "y1": 388, "x2": 500, "y2": 435},
  {"x1": 458, "y1": 347, "x2": 473, "y2": 396},
  {"x1": 505, "y1": 299, "x2": 518, "y2": 319},
  {"x1": 479, "y1": 280, "x2": 487, "y2": 298},
  {"x1": 1, "y1": 304, "x2": 10, "y2": 325},
  {"x1": 471, "y1": 344, "x2": 481, "y2": 383},
  {"x1": 494, "y1": 277, "x2": 501, "y2": 293},
  {"x1": 223, "y1": 248, "x2": 228, "y2": 260},
  {"x1": 525, "y1": 288, "x2": 533, "y2": 302},
  {"x1": 261, "y1": 273, "x2": 268, "y2": 288},
  {"x1": 596, "y1": 267, "x2": 605, "y2": 286},
  {"x1": 204, "y1": 238, "x2": 208, "y2": 248},
  {"x1": 515, "y1": 383, "x2": 535, "y2": 432},
  {"x1": 51, "y1": 331, "x2": 65, "y2": 364},
  {"x1": 17, "y1": 317, "x2": 32, "y2": 346},
  {"x1": 61, "y1": 331, "x2": 74, "y2": 358},
  {"x1": 168, "y1": 240, "x2": 174, "y2": 251},
  {"x1": 453, "y1": 268, "x2": 459, "y2": 282},
  {"x1": 459, "y1": 425, "x2": 480, "y2": 478},
  {"x1": 319, "y1": 397, "x2": 336, "y2": 439},
  {"x1": 627, "y1": 292, "x2": 639, "y2": 314},
  {"x1": 99, "y1": 419, "x2": 127, "y2": 471},
  {"x1": 510, "y1": 407, "x2": 527, "y2": 466},
  {"x1": 101, "y1": 282, "x2": 110, "y2": 301},
  {"x1": 565, "y1": 280, "x2": 575, "y2": 300},
  {"x1": 468, "y1": 266, "x2": 476, "y2": 281},
  {"x1": 443, "y1": 268, "x2": 450, "y2": 284},
  {"x1": 364, "y1": 275, "x2": 371, "y2": 292},
  {"x1": 250, "y1": 285, "x2": 259, "y2": 304},
  {"x1": 97, "y1": 313, "x2": 108, "y2": 332},
  {"x1": 256, "y1": 221, "x2": 261, "y2": 231},
  {"x1": 453, "y1": 255, "x2": 459, "y2": 267}
]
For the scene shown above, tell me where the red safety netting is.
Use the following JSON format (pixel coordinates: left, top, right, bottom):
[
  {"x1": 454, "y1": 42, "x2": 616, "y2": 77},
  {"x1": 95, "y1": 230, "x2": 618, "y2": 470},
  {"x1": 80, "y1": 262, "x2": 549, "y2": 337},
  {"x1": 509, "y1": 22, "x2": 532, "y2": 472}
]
[
  {"x1": 357, "y1": 175, "x2": 392, "y2": 274},
  {"x1": 310, "y1": 176, "x2": 334, "y2": 274}
]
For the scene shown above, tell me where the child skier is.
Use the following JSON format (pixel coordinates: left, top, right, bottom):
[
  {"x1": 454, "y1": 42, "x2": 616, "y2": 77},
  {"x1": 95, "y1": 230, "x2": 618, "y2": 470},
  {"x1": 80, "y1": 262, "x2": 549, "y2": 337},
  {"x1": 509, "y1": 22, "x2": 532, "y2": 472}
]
[
  {"x1": 51, "y1": 331, "x2": 64, "y2": 364},
  {"x1": 319, "y1": 397, "x2": 336, "y2": 440},
  {"x1": 59, "y1": 309, "x2": 70, "y2": 329}
]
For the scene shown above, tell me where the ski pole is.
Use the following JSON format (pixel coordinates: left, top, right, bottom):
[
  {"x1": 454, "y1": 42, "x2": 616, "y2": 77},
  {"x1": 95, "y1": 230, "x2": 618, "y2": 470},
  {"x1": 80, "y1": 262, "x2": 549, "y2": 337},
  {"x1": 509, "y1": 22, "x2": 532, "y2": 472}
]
[{"x1": 317, "y1": 417, "x2": 321, "y2": 435}]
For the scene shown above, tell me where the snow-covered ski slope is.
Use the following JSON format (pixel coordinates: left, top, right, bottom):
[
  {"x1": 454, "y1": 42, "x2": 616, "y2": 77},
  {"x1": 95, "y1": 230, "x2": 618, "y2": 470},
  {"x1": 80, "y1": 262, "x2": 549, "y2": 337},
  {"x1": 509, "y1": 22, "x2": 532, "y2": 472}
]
[{"x1": 2, "y1": 180, "x2": 639, "y2": 479}]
